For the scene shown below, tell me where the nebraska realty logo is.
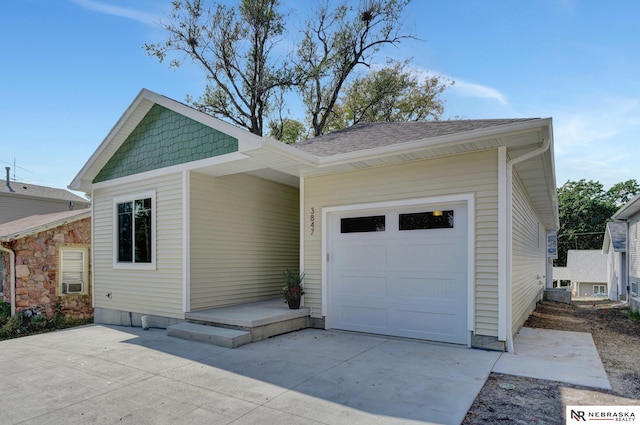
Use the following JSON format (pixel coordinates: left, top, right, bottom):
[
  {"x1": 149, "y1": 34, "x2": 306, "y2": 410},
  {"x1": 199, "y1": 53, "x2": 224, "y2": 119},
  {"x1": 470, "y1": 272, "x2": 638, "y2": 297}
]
[{"x1": 566, "y1": 406, "x2": 639, "y2": 423}]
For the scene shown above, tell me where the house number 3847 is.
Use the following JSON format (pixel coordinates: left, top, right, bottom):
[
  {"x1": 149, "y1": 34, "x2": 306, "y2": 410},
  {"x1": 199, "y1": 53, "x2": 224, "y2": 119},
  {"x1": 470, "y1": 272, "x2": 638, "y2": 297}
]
[{"x1": 310, "y1": 207, "x2": 315, "y2": 235}]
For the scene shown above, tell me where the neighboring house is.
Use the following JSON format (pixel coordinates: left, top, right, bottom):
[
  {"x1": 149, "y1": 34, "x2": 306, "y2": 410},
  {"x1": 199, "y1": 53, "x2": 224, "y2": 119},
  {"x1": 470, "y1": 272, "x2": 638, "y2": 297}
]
[
  {"x1": 551, "y1": 266, "x2": 571, "y2": 289},
  {"x1": 612, "y1": 194, "x2": 640, "y2": 313},
  {"x1": 553, "y1": 250, "x2": 608, "y2": 298},
  {"x1": 602, "y1": 221, "x2": 628, "y2": 301},
  {"x1": 0, "y1": 209, "x2": 92, "y2": 319},
  {"x1": 0, "y1": 173, "x2": 90, "y2": 225},
  {"x1": 69, "y1": 89, "x2": 559, "y2": 352}
]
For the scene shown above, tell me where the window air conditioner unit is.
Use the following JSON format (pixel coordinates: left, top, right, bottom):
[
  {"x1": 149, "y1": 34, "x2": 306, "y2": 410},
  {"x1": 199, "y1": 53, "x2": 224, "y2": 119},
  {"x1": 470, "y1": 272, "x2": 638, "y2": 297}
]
[{"x1": 63, "y1": 282, "x2": 83, "y2": 294}]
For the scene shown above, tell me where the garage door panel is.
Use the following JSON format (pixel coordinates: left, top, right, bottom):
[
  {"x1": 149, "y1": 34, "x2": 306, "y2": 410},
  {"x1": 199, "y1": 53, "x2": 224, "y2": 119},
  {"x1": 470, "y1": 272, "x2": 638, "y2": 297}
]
[
  {"x1": 389, "y1": 242, "x2": 464, "y2": 272},
  {"x1": 330, "y1": 202, "x2": 468, "y2": 345},
  {"x1": 337, "y1": 274, "x2": 388, "y2": 297},
  {"x1": 395, "y1": 310, "x2": 460, "y2": 340},
  {"x1": 395, "y1": 276, "x2": 465, "y2": 301},
  {"x1": 333, "y1": 243, "x2": 388, "y2": 270},
  {"x1": 339, "y1": 305, "x2": 388, "y2": 331}
]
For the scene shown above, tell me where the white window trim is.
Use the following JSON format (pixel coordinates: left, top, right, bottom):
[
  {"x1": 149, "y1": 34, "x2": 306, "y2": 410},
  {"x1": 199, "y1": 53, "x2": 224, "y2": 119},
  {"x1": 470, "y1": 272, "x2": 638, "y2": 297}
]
[
  {"x1": 59, "y1": 246, "x2": 90, "y2": 296},
  {"x1": 113, "y1": 191, "x2": 157, "y2": 270}
]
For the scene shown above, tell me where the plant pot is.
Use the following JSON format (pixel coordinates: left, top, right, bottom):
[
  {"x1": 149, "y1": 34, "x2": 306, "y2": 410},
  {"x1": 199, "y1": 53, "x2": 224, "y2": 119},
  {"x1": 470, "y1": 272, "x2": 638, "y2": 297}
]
[{"x1": 287, "y1": 298, "x2": 301, "y2": 310}]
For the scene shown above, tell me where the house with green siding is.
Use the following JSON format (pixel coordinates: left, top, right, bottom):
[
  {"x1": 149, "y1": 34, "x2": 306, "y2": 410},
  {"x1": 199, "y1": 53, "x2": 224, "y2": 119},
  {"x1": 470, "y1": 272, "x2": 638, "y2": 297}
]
[{"x1": 70, "y1": 89, "x2": 558, "y2": 352}]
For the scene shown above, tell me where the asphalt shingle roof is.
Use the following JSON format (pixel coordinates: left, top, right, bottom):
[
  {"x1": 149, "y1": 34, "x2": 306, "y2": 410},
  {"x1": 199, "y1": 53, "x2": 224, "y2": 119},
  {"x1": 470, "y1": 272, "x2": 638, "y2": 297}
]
[
  {"x1": 0, "y1": 208, "x2": 91, "y2": 240},
  {"x1": 605, "y1": 221, "x2": 627, "y2": 252},
  {"x1": 0, "y1": 179, "x2": 89, "y2": 203},
  {"x1": 293, "y1": 119, "x2": 539, "y2": 157}
]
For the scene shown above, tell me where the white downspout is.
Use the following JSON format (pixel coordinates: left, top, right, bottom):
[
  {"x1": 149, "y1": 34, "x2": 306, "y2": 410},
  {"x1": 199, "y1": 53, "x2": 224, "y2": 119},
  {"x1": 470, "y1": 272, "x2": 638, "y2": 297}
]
[
  {"x1": 0, "y1": 244, "x2": 16, "y2": 316},
  {"x1": 299, "y1": 177, "x2": 305, "y2": 308},
  {"x1": 504, "y1": 137, "x2": 551, "y2": 353}
]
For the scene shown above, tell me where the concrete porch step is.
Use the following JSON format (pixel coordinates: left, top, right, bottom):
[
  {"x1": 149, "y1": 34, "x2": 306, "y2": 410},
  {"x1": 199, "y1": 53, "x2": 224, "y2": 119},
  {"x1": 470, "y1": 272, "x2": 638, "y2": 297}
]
[{"x1": 167, "y1": 322, "x2": 252, "y2": 348}]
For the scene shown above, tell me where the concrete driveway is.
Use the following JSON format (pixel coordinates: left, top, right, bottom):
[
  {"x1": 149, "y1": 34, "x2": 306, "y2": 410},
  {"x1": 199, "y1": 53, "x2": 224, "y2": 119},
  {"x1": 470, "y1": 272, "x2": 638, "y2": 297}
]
[{"x1": 0, "y1": 325, "x2": 500, "y2": 425}]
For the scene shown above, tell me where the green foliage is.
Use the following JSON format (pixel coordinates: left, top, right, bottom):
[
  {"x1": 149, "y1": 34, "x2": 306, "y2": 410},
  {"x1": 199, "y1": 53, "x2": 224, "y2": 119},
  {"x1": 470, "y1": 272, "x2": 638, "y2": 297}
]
[
  {"x1": 324, "y1": 60, "x2": 452, "y2": 132},
  {"x1": 0, "y1": 302, "x2": 92, "y2": 341},
  {"x1": 269, "y1": 118, "x2": 306, "y2": 144},
  {"x1": 0, "y1": 300, "x2": 10, "y2": 320},
  {"x1": 556, "y1": 179, "x2": 639, "y2": 266},
  {"x1": 281, "y1": 269, "x2": 304, "y2": 301},
  {"x1": 629, "y1": 309, "x2": 640, "y2": 322}
]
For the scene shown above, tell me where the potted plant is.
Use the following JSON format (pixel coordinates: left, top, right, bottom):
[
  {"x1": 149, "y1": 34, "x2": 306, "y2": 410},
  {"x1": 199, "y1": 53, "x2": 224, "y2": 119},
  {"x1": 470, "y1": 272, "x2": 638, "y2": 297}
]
[{"x1": 281, "y1": 269, "x2": 305, "y2": 309}]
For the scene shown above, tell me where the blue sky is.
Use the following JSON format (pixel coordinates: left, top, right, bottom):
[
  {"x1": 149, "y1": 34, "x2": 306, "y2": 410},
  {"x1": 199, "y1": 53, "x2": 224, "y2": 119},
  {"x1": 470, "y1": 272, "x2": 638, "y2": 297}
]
[{"x1": 1, "y1": 0, "x2": 638, "y2": 192}]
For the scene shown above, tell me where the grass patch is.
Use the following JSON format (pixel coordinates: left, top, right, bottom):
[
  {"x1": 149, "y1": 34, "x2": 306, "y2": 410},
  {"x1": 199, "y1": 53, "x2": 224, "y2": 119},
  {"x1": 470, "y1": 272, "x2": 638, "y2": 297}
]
[{"x1": 0, "y1": 301, "x2": 92, "y2": 341}]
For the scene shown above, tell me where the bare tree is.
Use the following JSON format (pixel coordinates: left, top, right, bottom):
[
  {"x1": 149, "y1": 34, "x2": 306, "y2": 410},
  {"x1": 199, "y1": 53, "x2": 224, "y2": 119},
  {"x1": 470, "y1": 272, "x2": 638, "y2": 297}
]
[
  {"x1": 296, "y1": 0, "x2": 413, "y2": 136},
  {"x1": 145, "y1": 0, "x2": 292, "y2": 136}
]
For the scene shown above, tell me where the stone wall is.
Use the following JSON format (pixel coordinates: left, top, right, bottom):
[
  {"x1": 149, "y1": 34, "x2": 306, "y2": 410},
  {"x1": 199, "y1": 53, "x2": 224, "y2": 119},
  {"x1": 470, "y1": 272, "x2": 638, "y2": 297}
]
[{"x1": 1, "y1": 217, "x2": 92, "y2": 320}]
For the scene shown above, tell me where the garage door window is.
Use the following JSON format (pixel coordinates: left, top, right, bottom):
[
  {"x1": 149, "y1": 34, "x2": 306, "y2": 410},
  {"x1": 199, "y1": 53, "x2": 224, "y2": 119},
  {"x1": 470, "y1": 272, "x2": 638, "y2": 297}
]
[
  {"x1": 341, "y1": 215, "x2": 386, "y2": 233},
  {"x1": 399, "y1": 210, "x2": 454, "y2": 230}
]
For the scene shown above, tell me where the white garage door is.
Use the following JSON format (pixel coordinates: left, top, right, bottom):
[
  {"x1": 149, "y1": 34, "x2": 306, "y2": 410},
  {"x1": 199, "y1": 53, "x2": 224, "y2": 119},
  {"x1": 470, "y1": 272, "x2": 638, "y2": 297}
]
[{"x1": 329, "y1": 202, "x2": 468, "y2": 344}]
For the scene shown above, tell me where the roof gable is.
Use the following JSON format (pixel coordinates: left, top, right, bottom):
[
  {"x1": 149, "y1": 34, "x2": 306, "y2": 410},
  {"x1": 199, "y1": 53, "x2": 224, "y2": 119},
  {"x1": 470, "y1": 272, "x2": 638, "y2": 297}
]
[
  {"x1": 613, "y1": 193, "x2": 640, "y2": 220},
  {"x1": 70, "y1": 89, "x2": 263, "y2": 192},
  {"x1": 603, "y1": 221, "x2": 626, "y2": 253},
  {"x1": 93, "y1": 104, "x2": 238, "y2": 183}
]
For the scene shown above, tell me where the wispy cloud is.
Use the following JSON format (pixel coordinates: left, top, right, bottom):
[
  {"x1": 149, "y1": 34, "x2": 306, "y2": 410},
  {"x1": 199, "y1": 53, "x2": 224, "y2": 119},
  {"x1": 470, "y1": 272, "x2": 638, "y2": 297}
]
[
  {"x1": 554, "y1": 98, "x2": 640, "y2": 150},
  {"x1": 386, "y1": 65, "x2": 510, "y2": 107},
  {"x1": 552, "y1": 97, "x2": 640, "y2": 187},
  {"x1": 70, "y1": 0, "x2": 160, "y2": 26},
  {"x1": 449, "y1": 78, "x2": 509, "y2": 106}
]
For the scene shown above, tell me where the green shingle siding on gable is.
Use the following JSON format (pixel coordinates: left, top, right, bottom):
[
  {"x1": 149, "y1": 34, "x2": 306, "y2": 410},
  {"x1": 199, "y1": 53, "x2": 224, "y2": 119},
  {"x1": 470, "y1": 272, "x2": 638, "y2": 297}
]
[{"x1": 94, "y1": 105, "x2": 238, "y2": 183}]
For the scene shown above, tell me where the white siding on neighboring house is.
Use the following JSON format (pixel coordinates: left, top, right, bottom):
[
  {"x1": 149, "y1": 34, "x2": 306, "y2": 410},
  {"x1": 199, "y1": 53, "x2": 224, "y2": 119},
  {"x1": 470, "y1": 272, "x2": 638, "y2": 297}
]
[
  {"x1": 605, "y1": 244, "x2": 625, "y2": 300},
  {"x1": 511, "y1": 175, "x2": 546, "y2": 333},
  {"x1": 189, "y1": 172, "x2": 299, "y2": 310},
  {"x1": 630, "y1": 216, "x2": 640, "y2": 296},
  {"x1": 0, "y1": 195, "x2": 89, "y2": 224},
  {"x1": 304, "y1": 150, "x2": 500, "y2": 337},
  {"x1": 93, "y1": 173, "x2": 184, "y2": 318}
]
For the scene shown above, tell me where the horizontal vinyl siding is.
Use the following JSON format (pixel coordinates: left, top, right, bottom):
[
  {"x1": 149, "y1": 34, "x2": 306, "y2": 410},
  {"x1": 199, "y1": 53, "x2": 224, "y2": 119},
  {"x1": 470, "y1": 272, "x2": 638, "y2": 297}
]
[
  {"x1": 511, "y1": 175, "x2": 546, "y2": 333},
  {"x1": 93, "y1": 173, "x2": 184, "y2": 318},
  {"x1": 189, "y1": 173, "x2": 299, "y2": 310},
  {"x1": 304, "y1": 150, "x2": 500, "y2": 337},
  {"x1": 0, "y1": 196, "x2": 90, "y2": 224},
  {"x1": 630, "y1": 216, "x2": 640, "y2": 292}
]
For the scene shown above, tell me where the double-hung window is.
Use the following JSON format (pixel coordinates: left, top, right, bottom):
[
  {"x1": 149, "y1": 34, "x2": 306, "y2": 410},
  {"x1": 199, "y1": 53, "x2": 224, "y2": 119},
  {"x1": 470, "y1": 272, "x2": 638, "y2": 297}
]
[
  {"x1": 59, "y1": 247, "x2": 89, "y2": 295},
  {"x1": 114, "y1": 192, "x2": 155, "y2": 269}
]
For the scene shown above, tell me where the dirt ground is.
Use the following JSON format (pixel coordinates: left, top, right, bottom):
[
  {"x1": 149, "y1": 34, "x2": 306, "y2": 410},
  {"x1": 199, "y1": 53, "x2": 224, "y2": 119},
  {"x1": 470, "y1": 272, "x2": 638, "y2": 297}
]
[{"x1": 463, "y1": 300, "x2": 640, "y2": 424}]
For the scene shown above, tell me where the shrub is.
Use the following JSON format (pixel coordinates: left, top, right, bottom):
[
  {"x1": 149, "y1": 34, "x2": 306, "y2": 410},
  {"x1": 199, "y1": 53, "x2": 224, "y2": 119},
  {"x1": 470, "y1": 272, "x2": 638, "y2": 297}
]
[{"x1": 0, "y1": 301, "x2": 92, "y2": 341}]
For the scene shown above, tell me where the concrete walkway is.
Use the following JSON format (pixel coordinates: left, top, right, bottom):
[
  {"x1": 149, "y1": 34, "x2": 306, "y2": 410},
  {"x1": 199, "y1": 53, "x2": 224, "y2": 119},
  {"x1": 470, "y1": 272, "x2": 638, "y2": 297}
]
[
  {"x1": 0, "y1": 325, "x2": 610, "y2": 425},
  {"x1": 493, "y1": 327, "x2": 612, "y2": 390},
  {"x1": 0, "y1": 325, "x2": 499, "y2": 425}
]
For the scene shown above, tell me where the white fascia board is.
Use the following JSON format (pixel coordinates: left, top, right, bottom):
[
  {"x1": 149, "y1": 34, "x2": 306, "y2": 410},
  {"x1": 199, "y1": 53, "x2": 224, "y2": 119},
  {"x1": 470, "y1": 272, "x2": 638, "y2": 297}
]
[
  {"x1": 261, "y1": 137, "x2": 320, "y2": 166},
  {"x1": 70, "y1": 89, "x2": 155, "y2": 191},
  {"x1": 91, "y1": 152, "x2": 250, "y2": 190},
  {"x1": 613, "y1": 193, "x2": 640, "y2": 220},
  {"x1": 315, "y1": 118, "x2": 552, "y2": 168}
]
